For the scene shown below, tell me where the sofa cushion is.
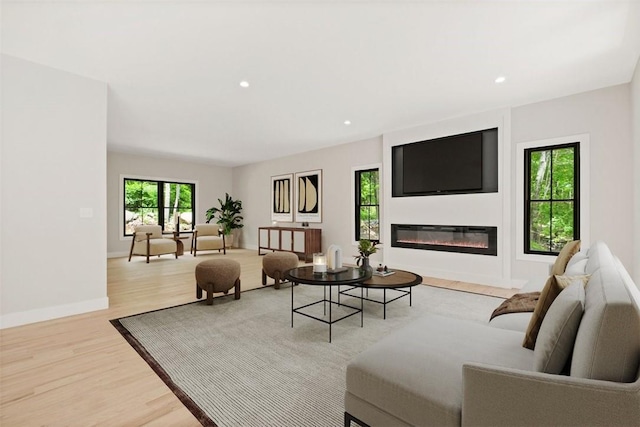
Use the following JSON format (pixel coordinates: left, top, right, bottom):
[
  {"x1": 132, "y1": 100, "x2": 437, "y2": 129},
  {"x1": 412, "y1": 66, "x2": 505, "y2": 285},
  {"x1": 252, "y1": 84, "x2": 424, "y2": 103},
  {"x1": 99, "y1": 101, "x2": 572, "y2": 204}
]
[
  {"x1": 147, "y1": 239, "x2": 177, "y2": 255},
  {"x1": 534, "y1": 281, "x2": 585, "y2": 374},
  {"x1": 566, "y1": 250, "x2": 587, "y2": 267},
  {"x1": 195, "y1": 224, "x2": 221, "y2": 236},
  {"x1": 584, "y1": 240, "x2": 612, "y2": 276},
  {"x1": 571, "y1": 262, "x2": 640, "y2": 382},
  {"x1": 523, "y1": 274, "x2": 590, "y2": 349},
  {"x1": 134, "y1": 225, "x2": 163, "y2": 240},
  {"x1": 550, "y1": 240, "x2": 581, "y2": 276},
  {"x1": 489, "y1": 312, "x2": 533, "y2": 332},
  {"x1": 196, "y1": 235, "x2": 224, "y2": 250},
  {"x1": 346, "y1": 314, "x2": 533, "y2": 427},
  {"x1": 564, "y1": 258, "x2": 588, "y2": 275},
  {"x1": 523, "y1": 275, "x2": 566, "y2": 349}
]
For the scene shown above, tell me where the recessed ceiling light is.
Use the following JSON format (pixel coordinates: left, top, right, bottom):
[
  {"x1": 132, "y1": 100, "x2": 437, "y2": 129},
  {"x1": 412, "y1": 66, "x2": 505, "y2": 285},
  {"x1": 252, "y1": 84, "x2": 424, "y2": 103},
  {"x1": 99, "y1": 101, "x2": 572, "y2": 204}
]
[
  {"x1": 495, "y1": 76, "x2": 506, "y2": 84},
  {"x1": 344, "y1": 120, "x2": 351, "y2": 125},
  {"x1": 239, "y1": 81, "x2": 249, "y2": 88}
]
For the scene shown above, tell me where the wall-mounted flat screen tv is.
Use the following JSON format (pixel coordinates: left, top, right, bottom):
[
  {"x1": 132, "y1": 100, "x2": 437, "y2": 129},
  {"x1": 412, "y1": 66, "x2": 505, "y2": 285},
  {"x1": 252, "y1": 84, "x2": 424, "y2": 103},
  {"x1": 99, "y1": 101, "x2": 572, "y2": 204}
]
[{"x1": 392, "y1": 128, "x2": 498, "y2": 197}]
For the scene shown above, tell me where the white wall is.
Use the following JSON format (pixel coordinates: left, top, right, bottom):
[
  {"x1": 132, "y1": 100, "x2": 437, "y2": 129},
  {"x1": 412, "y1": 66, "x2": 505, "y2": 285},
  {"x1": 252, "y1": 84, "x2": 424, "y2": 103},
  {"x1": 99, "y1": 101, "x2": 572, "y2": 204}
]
[
  {"x1": 511, "y1": 84, "x2": 634, "y2": 280},
  {"x1": 232, "y1": 137, "x2": 383, "y2": 263},
  {"x1": 631, "y1": 58, "x2": 640, "y2": 285},
  {"x1": 106, "y1": 151, "x2": 233, "y2": 256},
  {"x1": 383, "y1": 109, "x2": 513, "y2": 287},
  {"x1": 1, "y1": 55, "x2": 108, "y2": 328},
  {"x1": 233, "y1": 83, "x2": 636, "y2": 288}
]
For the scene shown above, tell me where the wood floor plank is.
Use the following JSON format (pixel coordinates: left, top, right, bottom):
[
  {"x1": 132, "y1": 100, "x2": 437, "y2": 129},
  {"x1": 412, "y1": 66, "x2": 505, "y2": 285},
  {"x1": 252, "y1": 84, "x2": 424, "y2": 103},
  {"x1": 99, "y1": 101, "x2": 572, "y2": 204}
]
[{"x1": 0, "y1": 249, "x2": 515, "y2": 425}]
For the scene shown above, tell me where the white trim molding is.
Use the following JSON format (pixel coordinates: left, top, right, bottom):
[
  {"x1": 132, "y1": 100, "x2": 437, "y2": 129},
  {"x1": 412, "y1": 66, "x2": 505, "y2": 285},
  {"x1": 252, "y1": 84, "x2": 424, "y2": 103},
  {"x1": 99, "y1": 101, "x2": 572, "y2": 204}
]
[
  {"x1": 515, "y1": 133, "x2": 590, "y2": 262},
  {"x1": 0, "y1": 297, "x2": 109, "y2": 329}
]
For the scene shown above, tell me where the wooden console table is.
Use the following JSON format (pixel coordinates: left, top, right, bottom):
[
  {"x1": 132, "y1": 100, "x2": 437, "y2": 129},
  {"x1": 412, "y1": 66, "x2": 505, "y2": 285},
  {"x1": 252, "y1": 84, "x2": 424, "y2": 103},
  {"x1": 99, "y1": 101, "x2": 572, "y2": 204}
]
[{"x1": 258, "y1": 226, "x2": 321, "y2": 262}]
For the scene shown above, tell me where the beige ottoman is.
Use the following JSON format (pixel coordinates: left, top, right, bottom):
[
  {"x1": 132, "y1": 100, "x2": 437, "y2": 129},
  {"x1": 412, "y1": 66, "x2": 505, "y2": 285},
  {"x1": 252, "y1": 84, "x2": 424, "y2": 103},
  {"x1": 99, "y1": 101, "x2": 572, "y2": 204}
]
[
  {"x1": 195, "y1": 258, "x2": 241, "y2": 305},
  {"x1": 262, "y1": 251, "x2": 299, "y2": 289}
]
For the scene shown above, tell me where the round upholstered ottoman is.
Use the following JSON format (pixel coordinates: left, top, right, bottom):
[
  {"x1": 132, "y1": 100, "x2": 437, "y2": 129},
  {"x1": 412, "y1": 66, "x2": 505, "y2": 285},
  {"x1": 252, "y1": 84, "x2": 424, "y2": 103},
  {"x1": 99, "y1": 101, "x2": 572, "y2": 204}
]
[
  {"x1": 262, "y1": 251, "x2": 299, "y2": 289},
  {"x1": 195, "y1": 258, "x2": 241, "y2": 305}
]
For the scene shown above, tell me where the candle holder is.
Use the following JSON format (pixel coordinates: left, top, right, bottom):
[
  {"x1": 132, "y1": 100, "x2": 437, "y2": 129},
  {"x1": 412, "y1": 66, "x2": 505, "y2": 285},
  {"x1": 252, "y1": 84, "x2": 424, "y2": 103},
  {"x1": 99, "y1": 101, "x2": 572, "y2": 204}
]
[{"x1": 313, "y1": 253, "x2": 327, "y2": 275}]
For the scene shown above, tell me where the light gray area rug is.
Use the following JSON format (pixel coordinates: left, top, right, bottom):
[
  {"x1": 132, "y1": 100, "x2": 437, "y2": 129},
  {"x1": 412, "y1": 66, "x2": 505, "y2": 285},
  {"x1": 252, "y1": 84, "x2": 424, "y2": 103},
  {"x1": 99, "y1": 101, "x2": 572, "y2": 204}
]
[{"x1": 113, "y1": 284, "x2": 503, "y2": 427}]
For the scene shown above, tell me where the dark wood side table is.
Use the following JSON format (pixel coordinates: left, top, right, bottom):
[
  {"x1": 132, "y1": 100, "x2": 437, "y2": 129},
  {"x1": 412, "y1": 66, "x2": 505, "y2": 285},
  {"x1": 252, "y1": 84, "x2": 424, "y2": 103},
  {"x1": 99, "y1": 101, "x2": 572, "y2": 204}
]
[
  {"x1": 284, "y1": 266, "x2": 372, "y2": 342},
  {"x1": 172, "y1": 232, "x2": 189, "y2": 256}
]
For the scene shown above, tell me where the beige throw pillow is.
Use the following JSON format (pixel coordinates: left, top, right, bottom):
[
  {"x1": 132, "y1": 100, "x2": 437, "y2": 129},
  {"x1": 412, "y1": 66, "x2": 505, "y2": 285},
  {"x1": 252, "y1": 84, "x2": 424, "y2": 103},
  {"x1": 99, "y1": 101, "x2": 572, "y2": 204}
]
[
  {"x1": 550, "y1": 240, "x2": 581, "y2": 276},
  {"x1": 522, "y1": 273, "x2": 590, "y2": 349},
  {"x1": 534, "y1": 281, "x2": 585, "y2": 373},
  {"x1": 555, "y1": 274, "x2": 591, "y2": 288}
]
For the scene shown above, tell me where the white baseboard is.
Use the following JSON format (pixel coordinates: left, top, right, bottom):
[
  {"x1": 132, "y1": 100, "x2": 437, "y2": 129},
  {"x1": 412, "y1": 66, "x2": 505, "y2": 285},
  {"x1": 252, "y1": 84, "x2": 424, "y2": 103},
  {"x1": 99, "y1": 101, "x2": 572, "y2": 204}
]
[
  {"x1": 0, "y1": 297, "x2": 109, "y2": 329},
  {"x1": 108, "y1": 251, "x2": 129, "y2": 258},
  {"x1": 381, "y1": 260, "x2": 524, "y2": 289}
]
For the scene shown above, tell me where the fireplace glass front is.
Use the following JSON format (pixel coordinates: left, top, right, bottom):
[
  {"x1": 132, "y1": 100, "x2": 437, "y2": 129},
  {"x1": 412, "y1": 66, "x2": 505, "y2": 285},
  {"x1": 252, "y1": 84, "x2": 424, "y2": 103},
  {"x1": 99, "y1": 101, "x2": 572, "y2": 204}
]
[{"x1": 391, "y1": 224, "x2": 497, "y2": 256}]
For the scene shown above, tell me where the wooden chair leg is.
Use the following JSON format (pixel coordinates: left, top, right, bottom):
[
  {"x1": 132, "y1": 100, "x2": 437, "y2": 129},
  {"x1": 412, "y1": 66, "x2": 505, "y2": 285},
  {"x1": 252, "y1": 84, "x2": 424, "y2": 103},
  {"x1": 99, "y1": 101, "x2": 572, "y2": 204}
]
[
  {"x1": 262, "y1": 269, "x2": 267, "y2": 286},
  {"x1": 196, "y1": 284, "x2": 202, "y2": 299},
  {"x1": 274, "y1": 272, "x2": 281, "y2": 290},
  {"x1": 128, "y1": 235, "x2": 135, "y2": 262},
  {"x1": 206, "y1": 288, "x2": 213, "y2": 305},
  {"x1": 234, "y1": 278, "x2": 241, "y2": 300}
]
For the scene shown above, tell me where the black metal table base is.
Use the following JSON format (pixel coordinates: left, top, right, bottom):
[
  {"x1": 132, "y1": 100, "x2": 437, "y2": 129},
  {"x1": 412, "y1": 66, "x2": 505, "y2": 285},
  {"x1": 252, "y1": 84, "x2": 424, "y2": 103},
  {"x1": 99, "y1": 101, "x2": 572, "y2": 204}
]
[
  {"x1": 291, "y1": 284, "x2": 364, "y2": 342},
  {"x1": 338, "y1": 286, "x2": 412, "y2": 319}
]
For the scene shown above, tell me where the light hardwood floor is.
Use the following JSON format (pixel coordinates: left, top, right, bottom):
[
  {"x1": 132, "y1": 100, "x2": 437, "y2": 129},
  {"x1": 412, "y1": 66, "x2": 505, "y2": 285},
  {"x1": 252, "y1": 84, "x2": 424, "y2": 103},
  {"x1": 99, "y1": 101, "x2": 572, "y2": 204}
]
[{"x1": 0, "y1": 249, "x2": 516, "y2": 426}]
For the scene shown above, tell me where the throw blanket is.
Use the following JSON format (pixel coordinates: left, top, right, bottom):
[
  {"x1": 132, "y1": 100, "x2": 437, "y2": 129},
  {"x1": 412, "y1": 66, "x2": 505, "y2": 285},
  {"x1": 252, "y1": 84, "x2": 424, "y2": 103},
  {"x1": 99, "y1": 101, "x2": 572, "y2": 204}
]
[{"x1": 490, "y1": 292, "x2": 540, "y2": 320}]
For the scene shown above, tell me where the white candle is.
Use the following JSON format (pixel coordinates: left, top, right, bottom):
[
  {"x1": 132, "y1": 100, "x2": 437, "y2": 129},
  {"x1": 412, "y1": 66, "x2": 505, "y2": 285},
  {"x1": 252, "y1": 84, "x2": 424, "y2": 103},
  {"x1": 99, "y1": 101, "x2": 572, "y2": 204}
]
[{"x1": 313, "y1": 253, "x2": 327, "y2": 273}]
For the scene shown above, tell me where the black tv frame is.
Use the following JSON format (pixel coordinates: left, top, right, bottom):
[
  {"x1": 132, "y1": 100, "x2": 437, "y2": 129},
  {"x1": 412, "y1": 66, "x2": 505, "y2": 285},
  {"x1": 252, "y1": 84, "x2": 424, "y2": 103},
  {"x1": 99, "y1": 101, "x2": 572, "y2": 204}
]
[{"x1": 392, "y1": 128, "x2": 498, "y2": 197}]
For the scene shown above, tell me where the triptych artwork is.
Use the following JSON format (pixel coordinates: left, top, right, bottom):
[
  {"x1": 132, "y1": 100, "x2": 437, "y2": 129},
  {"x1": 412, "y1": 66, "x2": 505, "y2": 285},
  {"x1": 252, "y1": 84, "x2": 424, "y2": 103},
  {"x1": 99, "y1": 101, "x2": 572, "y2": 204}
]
[{"x1": 271, "y1": 169, "x2": 322, "y2": 223}]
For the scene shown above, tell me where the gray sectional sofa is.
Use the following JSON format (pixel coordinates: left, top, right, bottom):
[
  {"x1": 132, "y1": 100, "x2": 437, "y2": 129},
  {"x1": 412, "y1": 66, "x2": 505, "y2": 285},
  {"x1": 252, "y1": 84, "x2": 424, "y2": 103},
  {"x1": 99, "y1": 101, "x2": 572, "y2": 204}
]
[{"x1": 344, "y1": 241, "x2": 640, "y2": 426}]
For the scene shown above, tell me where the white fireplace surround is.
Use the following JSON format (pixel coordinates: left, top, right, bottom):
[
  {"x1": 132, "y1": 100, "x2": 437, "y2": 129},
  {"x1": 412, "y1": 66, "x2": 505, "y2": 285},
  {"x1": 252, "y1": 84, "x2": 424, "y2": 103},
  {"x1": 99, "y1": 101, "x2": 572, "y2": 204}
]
[{"x1": 382, "y1": 109, "x2": 514, "y2": 288}]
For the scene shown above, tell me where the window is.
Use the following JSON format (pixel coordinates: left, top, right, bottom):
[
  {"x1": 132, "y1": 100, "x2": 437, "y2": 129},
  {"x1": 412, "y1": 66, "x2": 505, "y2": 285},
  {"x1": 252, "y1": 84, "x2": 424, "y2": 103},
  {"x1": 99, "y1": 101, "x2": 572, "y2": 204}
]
[
  {"x1": 123, "y1": 178, "x2": 195, "y2": 236},
  {"x1": 355, "y1": 168, "x2": 380, "y2": 242},
  {"x1": 524, "y1": 143, "x2": 579, "y2": 254}
]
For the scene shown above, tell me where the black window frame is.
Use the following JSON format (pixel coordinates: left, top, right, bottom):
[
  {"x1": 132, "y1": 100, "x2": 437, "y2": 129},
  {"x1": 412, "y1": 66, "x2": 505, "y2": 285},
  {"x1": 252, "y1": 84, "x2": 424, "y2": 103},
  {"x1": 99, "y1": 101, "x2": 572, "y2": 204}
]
[
  {"x1": 355, "y1": 168, "x2": 380, "y2": 243},
  {"x1": 524, "y1": 142, "x2": 580, "y2": 255},
  {"x1": 123, "y1": 178, "x2": 196, "y2": 237}
]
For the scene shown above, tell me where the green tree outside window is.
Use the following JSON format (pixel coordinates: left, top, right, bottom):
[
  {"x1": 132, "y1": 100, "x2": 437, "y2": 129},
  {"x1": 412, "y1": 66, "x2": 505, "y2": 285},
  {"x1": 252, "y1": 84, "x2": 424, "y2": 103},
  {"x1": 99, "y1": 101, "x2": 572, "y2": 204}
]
[
  {"x1": 355, "y1": 168, "x2": 380, "y2": 242},
  {"x1": 525, "y1": 143, "x2": 579, "y2": 254},
  {"x1": 124, "y1": 179, "x2": 195, "y2": 236}
]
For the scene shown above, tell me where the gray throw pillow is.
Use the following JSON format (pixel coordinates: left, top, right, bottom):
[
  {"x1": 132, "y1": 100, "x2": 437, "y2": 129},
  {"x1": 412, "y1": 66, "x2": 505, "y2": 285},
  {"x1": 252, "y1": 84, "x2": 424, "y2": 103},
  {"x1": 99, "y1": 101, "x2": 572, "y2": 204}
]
[
  {"x1": 533, "y1": 281, "x2": 585, "y2": 374},
  {"x1": 565, "y1": 258, "x2": 588, "y2": 276}
]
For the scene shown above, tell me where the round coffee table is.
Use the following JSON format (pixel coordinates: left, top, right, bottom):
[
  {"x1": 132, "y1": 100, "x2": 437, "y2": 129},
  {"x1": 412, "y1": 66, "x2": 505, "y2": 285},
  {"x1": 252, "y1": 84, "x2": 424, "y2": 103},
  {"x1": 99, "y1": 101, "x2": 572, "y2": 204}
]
[
  {"x1": 339, "y1": 269, "x2": 423, "y2": 319},
  {"x1": 285, "y1": 266, "x2": 371, "y2": 342}
]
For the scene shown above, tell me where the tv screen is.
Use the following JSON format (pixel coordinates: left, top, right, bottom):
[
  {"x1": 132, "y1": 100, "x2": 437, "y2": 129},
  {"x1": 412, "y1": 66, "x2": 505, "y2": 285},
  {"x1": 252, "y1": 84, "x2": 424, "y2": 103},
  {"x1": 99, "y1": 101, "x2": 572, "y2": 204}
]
[
  {"x1": 392, "y1": 128, "x2": 498, "y2": 197},
  {"x1": 402, "y1": 132, "x2": 483, "y2": 193}
]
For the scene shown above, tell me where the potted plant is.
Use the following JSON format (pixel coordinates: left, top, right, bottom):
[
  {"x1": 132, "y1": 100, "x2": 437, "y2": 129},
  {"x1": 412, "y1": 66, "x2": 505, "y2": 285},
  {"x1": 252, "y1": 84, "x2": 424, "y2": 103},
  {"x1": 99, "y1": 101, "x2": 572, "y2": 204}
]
[
  {"x1": 354, "y1": 239, "x2": 378, "y2": 271},
  {"x1": 206, "y1": 193, "x2": 244, "y2": 247}
]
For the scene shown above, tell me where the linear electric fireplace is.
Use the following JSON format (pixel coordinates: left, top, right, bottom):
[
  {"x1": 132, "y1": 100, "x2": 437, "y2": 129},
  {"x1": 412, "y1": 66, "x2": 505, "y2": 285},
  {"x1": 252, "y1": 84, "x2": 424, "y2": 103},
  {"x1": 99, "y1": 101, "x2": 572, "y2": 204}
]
[{"x1": 391, "y1": 224, "x2": 497, "y2": 256}]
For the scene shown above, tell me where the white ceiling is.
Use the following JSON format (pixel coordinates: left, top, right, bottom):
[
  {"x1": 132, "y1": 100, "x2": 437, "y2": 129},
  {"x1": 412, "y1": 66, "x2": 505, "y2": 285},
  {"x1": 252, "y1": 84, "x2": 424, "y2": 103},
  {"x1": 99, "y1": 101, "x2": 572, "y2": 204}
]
[{"x1": 3, "y1": 1, "x2": 640, "y2": 167}]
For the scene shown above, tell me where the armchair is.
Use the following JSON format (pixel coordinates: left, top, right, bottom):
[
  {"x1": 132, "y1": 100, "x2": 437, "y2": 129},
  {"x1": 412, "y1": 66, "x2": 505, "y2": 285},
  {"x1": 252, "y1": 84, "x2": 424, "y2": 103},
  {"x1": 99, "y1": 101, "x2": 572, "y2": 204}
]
[
  {"x1": 191, "y1": 224, "x2": 226, "y2": 256},
  {"x1": 128, "y1": 225, "x2": 178, "y2": 263}
]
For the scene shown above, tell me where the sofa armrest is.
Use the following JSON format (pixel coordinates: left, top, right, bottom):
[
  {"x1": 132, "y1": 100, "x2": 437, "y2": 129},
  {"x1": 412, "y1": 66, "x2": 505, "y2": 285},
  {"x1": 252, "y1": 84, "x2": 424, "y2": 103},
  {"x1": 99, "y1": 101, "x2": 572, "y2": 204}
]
[{"x1": 462, "y1": 362, "x2": 640, "y2": 427}]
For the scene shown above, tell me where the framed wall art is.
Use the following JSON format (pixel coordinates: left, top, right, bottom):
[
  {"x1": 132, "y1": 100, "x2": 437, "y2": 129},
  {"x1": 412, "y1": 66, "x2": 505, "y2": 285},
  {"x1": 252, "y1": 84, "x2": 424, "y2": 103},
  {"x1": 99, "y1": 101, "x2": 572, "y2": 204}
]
[
  {"x1": 295, "y1": 169, "x2": 322, "y2": 223},
  {"x1": 271, "y1": 173, "x2": 294, "y2": 222}
]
